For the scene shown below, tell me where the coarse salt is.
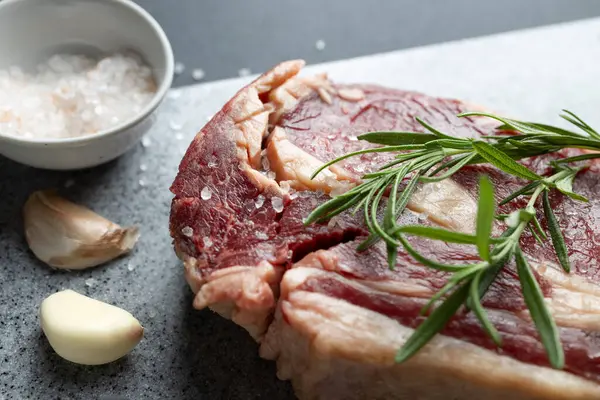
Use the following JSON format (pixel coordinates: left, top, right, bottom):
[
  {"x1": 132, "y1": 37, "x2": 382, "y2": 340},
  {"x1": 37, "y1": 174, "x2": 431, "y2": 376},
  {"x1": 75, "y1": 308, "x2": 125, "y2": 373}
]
[
  {"x1": 244, "y1": 199, "x2": 255, "y2": 213},
  {"x1": 169, "y1": 120, "x2": 183, "y2": 130},
  {"x1": 192, "y1": 68, "x2": 205, "y2": 81},
  {"x1": 0, "y1": 53, "x2": 156, "y2": 139},
  {"x1": 327, "y1": 216, "x2": 339, "y2": 229},
  {"x1": 255, "y1": 194, "x2": 265, "y2": 208},
  {"x1": 255, "y1": 231, "x2": 268, "y2": 240},
  {"x1": 174, "y1": 62, "x2": 185, "y2": 75},
  {"x1": 201, "y1": 186, "x2": 212, "y2": 200},
  {"x1": 207, "y1": 155, "x2": 218, "y2": 168},
  {"x1": 84, "y1": 278, "x2": 96, "y2": 287},
  {"x1": 271, "y1": 197, "x2": 284, "y2": 213},
  {"x1": 238, "y1": 68, "x2": 251, "y2": 77},
  {"x1": 280, "y1": 181, "x2": 291, "y2": 193},
  {"x1": 167, "y1": 90, "x2": 182, "y2": 100}
]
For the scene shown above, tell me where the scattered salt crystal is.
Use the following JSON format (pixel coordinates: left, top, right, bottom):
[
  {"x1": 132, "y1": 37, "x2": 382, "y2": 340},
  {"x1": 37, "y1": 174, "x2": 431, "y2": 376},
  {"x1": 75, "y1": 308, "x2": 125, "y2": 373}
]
[
  {"x1": 175, "y1": 132, "x2": 184, "y2": 141},
  {"x1": 64, "y1": 179, "x2": 75, "y2": 188},
  {"x1": 255, "y1": 231, "x2": 268, "y2": 240},
  {"x1": 280, "y1": 181, "x2": 291, "y2": 193},
  {"x1": 84, "y1": 278, "x2": 96, "y2": 287},
  {"x1": 417, "y1": 213, "x2": 429, "y2": 222},
  {"x1": 139, "y1": 164, "x2": 147, "y2": 172},
  {"x1": 181, "y1": 226, "x2": 194, "y2": 237},
  {"x1": 327, "y1": 216, "x2": 339, "y2": 229},
  {"x1": 169, "y1": 120, "x2": 183, "y2": 130},
  {"x1": 203, "y1": 236, "x2": 213, "y2": 248},
  {"x1": 349, "y1": 135, "x2": 358, "y2": 141},
  {"x1": 238, "y1": 68, "x2": 251, "y2": 77},
  {"x1": 138, "y1": 179, "x2": 146, "y2": 187},
  {"x1": 262, "y1": 157, "x2": 270, "y2": 171},
  {"x1": 141, "y1": 136, "x2": 152, "y2": 147},
  {"x1": 127, "y1": 262, "x2": 136, "y2": 272},
  {"x1": 315, "y1": 39, "x2": 326, "y2": 51},
  {"x1": 589, "y1": 349, "x2": 600, "y2": 360},
  {"x1": 207, "y1": 155, "x2": 218, "y2": 168},
  {"x1": 289, "y1": 191, "x2": 299, "y2": 200},
  {"x1": 506, "y1": 211, "x2": 520, "y2": 228},
  {"x1": 0, "y1": 53, "x2": 156, "y2": 139},
  {"x1": 201, "y1": 186, "x2": 212, "y2": 200},
  {"x1": 255, "y1": 194, "x2": 265, "y2": 208},
  {"x1": 174, "y1": 62, "x2": 186, "y2": 75},
  {"x1": 192, "y1": 68, "x2": 205, "y2": 81},
  {"x1": 148, "y1": 309, "x2": 157, "y2": 319},
  {"x1": 287, "y1": 250, "x2": 293, "y2": 258},
  {"x1": 167, "y1": 90, "x2": 181, "y2": 100},
  {"x1": 271, "y1": 197, "x2": 284, "y2": 213},
  {"x1": 94, "y1": 105, "x2": 106, "y2": 116},
  {"x1": 266, "y1": 171, "x2": 276, "y2": 180}
]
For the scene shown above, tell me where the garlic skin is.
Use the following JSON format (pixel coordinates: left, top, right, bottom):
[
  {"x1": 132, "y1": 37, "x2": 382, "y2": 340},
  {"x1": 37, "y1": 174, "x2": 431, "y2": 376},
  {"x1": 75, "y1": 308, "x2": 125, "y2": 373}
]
[
  {"x1": 40, "y1": 290, "x2": 144, "y2": 365},
  {"x1": 23, "y1": 190, "x2": 139, "y2": 269}
]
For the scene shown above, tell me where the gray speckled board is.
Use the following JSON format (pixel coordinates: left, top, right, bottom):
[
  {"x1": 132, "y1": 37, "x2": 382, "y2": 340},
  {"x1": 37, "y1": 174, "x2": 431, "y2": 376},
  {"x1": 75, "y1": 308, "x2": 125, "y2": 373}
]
[{"x1": 2, "y1": 19, "x2": 600, "y2": 400}]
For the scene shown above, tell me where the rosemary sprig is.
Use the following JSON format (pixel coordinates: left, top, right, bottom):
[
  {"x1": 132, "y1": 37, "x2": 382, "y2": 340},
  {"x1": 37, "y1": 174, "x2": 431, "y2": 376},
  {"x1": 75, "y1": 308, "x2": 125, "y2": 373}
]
[{"x1": 305, "y1": 110, "x2": 600, "y2": 369}]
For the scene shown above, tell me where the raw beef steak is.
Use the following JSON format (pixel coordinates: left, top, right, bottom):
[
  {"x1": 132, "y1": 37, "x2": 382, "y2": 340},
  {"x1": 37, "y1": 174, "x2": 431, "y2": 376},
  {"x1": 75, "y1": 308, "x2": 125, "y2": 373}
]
[{"x1": 170, "y1": 61, "x2": 600, "y2": 399}]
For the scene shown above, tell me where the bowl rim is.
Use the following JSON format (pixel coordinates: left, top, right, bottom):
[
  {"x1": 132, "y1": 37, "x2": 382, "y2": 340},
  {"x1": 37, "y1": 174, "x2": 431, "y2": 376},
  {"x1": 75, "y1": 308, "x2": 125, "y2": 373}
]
[{"x1": 0, "y1": 0, "x2": 174, "y2": 148}]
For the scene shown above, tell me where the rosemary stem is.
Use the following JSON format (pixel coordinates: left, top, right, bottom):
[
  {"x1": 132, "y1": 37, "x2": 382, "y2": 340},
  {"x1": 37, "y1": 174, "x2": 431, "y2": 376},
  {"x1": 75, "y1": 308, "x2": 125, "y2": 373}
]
[{"x1": 526, "y1": 185, "x2": 546, "y2": 210}]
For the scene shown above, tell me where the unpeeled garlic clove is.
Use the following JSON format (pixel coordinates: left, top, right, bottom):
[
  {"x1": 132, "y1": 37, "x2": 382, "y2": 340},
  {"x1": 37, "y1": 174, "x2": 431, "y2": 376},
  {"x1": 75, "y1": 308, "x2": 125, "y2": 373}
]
[
  {"x1": 23, "y1": 190, "x2": 139, "y2": 269},
  {"x1": 40, "y1": 289, "x2": 144, "y2": 365}
]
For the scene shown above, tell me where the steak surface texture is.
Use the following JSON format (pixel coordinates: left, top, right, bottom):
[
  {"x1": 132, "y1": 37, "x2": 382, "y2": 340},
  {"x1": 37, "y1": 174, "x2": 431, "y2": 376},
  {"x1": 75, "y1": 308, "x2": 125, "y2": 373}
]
[{"x1": 170, "y1": 61, "x2": 600, "y2": 399}]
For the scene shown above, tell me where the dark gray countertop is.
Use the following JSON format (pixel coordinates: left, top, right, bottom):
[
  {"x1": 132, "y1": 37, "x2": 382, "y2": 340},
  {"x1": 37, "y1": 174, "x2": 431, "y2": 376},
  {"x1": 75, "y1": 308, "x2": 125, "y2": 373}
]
[
  {"x1": 135, "y1": 0, "x2": 600, "y2": 86},
  {"x1": 2, "y1": 16, "x2": 600, "y2": 400}
]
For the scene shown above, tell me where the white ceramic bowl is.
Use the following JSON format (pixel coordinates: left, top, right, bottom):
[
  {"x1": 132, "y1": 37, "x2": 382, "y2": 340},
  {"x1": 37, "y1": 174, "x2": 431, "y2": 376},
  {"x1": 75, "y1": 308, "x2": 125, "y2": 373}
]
[{"x1": 0, "y1": 0, "x2": 174, "y2": 170}]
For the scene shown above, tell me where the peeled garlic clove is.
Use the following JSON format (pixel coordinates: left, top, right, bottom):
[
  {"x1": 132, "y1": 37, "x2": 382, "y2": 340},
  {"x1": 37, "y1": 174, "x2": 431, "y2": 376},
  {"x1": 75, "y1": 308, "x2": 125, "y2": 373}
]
[
  {"x1": 40, "y1": 290, "x2": 144, "y2": 365},
  {"x1": 23, "y1": 190, "x2": 139, "y2": 269}
]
